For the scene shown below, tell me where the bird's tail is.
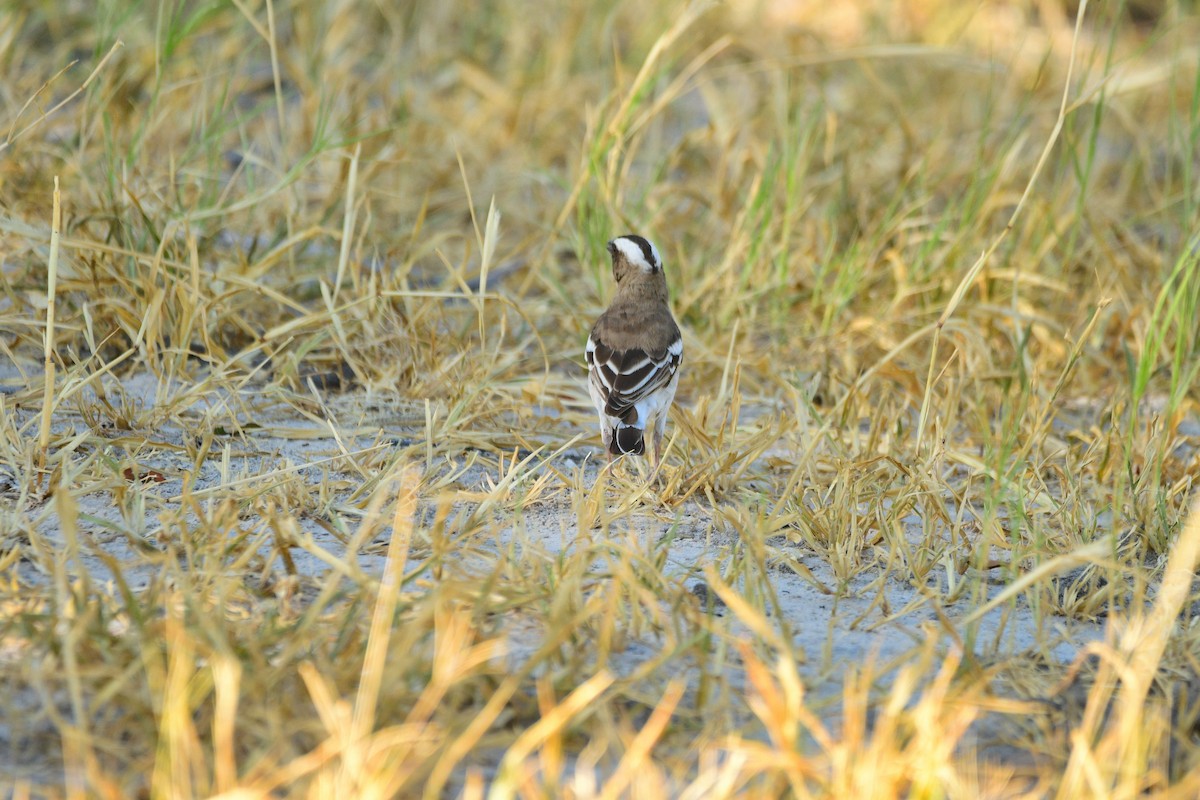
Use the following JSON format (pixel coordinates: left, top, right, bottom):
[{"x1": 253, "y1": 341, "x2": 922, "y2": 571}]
[{"x1": 609, "y1": 425, "x2": 645, "y2": 456}]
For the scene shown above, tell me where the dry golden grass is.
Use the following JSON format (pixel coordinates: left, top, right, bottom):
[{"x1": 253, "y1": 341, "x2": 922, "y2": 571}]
[{"x1": 3, "y1": 0, "x2": 1200, "y2": 797}]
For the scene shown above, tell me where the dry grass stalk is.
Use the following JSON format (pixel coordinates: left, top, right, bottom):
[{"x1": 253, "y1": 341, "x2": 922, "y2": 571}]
[{"x1": 35, "y1": 176, "x2": 60, "y2": 490}]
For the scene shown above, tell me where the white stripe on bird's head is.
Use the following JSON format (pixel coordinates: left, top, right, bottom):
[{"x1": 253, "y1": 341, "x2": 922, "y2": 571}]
[{"x1": 609, "y1": 235, "x2": 660, "y2": 273}]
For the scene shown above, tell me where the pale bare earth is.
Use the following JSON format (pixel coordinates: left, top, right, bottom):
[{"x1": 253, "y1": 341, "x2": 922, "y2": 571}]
[
  {"x1": 4, "y1": 367, "x2": 1137, "y2": 796},
  {"x1": 4, "y1": 370, "x2": 1118, "y2": 784}
]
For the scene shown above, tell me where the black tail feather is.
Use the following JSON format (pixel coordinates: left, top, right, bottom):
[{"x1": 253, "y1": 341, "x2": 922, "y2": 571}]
[{"x1": 610, "y1": 426, "x2": 645, "y2": 456}]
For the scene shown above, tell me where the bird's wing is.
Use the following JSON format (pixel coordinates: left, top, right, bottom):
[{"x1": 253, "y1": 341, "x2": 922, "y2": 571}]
[{"x1": 586, "y1": 333, "x2": 682, "y2": 424}]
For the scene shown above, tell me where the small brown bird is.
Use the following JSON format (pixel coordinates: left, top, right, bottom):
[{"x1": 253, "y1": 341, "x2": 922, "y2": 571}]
[{"x1": 585, "y1": 235, "x2": 683, "y2": 466}]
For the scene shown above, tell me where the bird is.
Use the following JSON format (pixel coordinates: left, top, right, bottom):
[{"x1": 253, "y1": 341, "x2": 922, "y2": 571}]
[{"x1": 585, "y1": 234, "x2": 683, "y2": 467}]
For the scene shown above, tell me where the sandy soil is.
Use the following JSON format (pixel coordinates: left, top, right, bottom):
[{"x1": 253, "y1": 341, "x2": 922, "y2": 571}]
[{"x1": 4, "y1": 370, "x2": 1119, "y2": 786}]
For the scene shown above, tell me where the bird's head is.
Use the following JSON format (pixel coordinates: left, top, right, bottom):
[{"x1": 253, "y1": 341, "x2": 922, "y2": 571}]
[{"x1": 607, "y1": 234, "x2": 662, "y2": 284}]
